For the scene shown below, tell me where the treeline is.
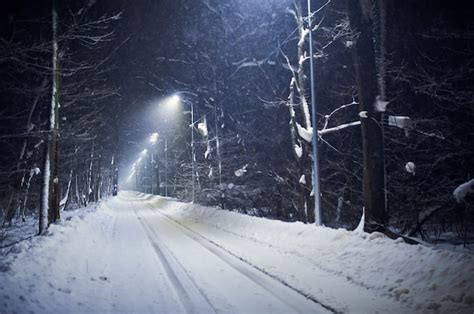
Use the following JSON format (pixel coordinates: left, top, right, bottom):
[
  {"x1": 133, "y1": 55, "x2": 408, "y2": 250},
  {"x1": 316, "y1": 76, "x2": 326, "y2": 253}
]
[
  {"x1": 1, "y1": 0, "x2": 472, "y2": 244},
  {"x1": 122, "y1": 0, "x2": 473, "y2": 244},
  {"x1": 0, "y1": 0, "x2": 120, "y2": 233}
]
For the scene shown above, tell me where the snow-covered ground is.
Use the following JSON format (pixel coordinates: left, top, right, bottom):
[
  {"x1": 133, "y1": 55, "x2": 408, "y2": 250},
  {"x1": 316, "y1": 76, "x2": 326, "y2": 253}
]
[{"x1": 1, "y1": 192, "x2": 473, "y2": 313}]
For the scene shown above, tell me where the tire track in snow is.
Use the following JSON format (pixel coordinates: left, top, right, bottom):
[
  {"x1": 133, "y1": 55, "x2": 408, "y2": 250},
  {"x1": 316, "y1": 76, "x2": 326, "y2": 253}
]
[
  {"x1": 143, "y1": 202, "x2": 338, "y2": 314},
  {"x1": 129, "y1": 201, "x2": 216, "y2": 314}
]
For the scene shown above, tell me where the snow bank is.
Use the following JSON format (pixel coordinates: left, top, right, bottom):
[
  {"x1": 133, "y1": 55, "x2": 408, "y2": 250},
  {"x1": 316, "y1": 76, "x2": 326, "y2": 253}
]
[
  {"x1": 148, "y1": 196, "x2": 474, "y2": 314},
  {"x1": 0, "y1": 204, "x2": 107, "y2": 312}
]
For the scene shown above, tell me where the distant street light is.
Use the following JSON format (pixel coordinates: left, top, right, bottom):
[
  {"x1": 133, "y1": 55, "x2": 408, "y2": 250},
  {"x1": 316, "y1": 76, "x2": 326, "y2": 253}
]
[
  {"x1": 149, "y1": 132, "x2": 160, "y2": 195},
  {"x1": 149, "y1": 132, "x2": 159, "y2": 145}
]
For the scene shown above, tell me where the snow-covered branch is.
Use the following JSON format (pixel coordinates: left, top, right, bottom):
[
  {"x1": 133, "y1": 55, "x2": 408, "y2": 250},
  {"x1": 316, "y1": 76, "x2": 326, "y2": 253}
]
[{"x1": 318, "y1": 121, "x2": 361, "y2": 136}]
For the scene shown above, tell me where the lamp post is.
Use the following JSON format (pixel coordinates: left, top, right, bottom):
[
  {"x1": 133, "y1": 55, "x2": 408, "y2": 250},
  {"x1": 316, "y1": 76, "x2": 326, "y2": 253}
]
[
  {"x1": 135, "y1": 166, "x2": 139, "y2": 191},
  {"x1": 190, "y1": 100, "x2": 195, "y2": 203},
  {"x1": 149, "y1": 132, "x2": 159, "y2": 195},
  {"x1": 164, "y1": 136, "x2": 168, "y2": 197},
  {"x1": 166, "y1": 94, "x2": 195, "y2": 203},
  {"x1": 307, "y1": 0, "x2": 322, "y2": 225},
  {"x1": 140, "y1": 149, "x2": 147, "y2": 193}
]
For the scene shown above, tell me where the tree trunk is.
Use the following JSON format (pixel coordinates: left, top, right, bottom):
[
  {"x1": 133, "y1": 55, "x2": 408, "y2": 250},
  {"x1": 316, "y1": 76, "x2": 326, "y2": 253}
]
[
  {"x1": 49, "y1": 0, "x2": 61, "y2": 225},
  {"x1": 96, "y1": 156, "x2": 102, "y2": 201},
  {"x1": 347, "y1": 0, "x2": 387, "y2": 226},
  {"x1": 87, "y1": 147, "x2": 94, "y2": 204},
  {"x1": 39, "y1": 0, "x2": 60, "y2": 234}
]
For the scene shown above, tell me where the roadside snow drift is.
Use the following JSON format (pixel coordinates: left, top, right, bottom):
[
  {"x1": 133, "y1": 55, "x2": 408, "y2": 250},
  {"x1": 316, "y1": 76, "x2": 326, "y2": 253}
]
[{"x1": 148, "y1": 194, "x2": 474, "y2": 314}]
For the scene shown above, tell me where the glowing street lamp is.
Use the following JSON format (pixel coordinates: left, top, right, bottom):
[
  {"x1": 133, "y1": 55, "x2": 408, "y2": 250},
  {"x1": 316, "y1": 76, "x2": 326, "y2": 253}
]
[
  {"x1": 167, "y1": 94, "x2": 181, "y2": 107},
  {"x1": 164, "y1": 93, "x2": 195, "y2": 203},
  {"x1": 149, "y1": 132, "x2": 159, "y2": 145}
]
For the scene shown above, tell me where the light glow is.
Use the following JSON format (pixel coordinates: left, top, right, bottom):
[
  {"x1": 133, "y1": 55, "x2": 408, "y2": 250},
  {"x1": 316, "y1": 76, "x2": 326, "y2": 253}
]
[
  {"x1": 168, "y1": 94, "x2": 180, "y2": 106},
  {"x1": 149, "y1": 132, "x2": 159, "y2": 144}
]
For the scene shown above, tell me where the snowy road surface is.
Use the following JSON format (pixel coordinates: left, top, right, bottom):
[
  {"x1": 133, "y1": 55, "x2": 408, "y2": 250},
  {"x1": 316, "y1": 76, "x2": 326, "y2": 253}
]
[
  {"x1": 2, "y1": 192, "x2": 473, "y2": 314},
  {"x1": 1, "y1": 194, "x2": 330, "y2": 313}
]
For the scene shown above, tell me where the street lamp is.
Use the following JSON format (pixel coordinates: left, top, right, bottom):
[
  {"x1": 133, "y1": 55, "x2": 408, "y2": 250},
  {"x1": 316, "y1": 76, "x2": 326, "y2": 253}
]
[
  {"x1": 164, "y1": 94, "x2": 195, "y2": 203},
  {"x1": 149, "y1": 132, "x2": 160, "y2": 195},
  {"x1": 307, "y1": 0, "x2": 322, "y2": 225},
  {"x1": 167, "y1": 94, "x2": 181, "y2": 107},
  {"x1": 189, "y1": 98, "x2": 195, "y2": 204},
  {"x1": 149, "y1": 132, "x2": 158, "y2": 145},
  {"x1": 138, "y1": 150, "x2": 148, "y2": 193}
]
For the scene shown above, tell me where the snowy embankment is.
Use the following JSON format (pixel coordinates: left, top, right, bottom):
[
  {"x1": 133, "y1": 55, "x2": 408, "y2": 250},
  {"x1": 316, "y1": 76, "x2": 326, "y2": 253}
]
[
  {"x1": 145, "y1": 194, "x2": 474, "y2": 314},
  {"x1": 0, "y1": 204, "x2": 116, "y2": 313}
]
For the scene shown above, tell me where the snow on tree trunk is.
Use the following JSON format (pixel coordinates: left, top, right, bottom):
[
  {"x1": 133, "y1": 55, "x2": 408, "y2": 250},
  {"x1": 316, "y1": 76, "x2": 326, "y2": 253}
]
[
  {"x1": 39, "y1": 152, "x2": 50, "y2": 234},
  {"x1": 87, "y1": 149, "x2": 94, "y2": 205},
  {"x1": 22, "y1": 168, "x2": 40, "y2": 221},
  {"x1": 75, "y1": 173, "x2": 80, "y2": 206},
  {"x1": 60, "y1": 169, "x2": 73, "y2": 211},
  {"x1": 284, "y1": 4, "x2": 316, "y2": 223}
]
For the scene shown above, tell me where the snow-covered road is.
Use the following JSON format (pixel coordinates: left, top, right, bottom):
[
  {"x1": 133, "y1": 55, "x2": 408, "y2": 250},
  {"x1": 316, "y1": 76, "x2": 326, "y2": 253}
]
[
  {"x1": 2, "y1": 192, "x2": 473, "y2": 314},
  {"x1": 121, "y1": 195, "x2": 331, "y2": 313},
  {"x1": 1, "y1": 193, "x2": 330, "y2": 313}
]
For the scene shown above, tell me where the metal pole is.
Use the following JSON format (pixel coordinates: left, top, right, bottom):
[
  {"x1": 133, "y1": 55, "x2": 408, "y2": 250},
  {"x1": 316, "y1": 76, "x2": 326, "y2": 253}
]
[
  {"x1": 307, "y1": 0, "x2": 322, "y2": 225},
  {"x1": 165, "y1": 137, "x2": 168, "y2": 197},
  {"x1": 214, "y1": 104, "x2": 222, "y2": 185},
  {"x1": 156, "y1": 142, "x2": 160, "y2": 196},
  {"x1": 150, "y1": 150, "x2": 154, "y2": 195},
  {"x1": 135, "y1": 168, "x2": 138, "y2": 191},
  {"x1": 191, "y1": 102, "x2": 195, "y2": 203}
]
